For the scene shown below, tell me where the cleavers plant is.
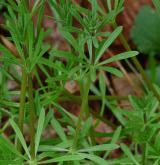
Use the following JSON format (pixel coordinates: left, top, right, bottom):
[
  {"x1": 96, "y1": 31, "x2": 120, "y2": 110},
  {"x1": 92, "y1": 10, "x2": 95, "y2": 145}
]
[{"x1": 0, "y1": 0, "x2": 160, "y2": 165}]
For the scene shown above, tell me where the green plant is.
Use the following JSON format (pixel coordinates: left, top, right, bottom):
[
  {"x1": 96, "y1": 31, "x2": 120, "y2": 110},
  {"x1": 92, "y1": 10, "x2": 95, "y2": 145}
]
[
  {"x1": 131, "y1": 1, "x2": 160, "y2": 85},
  {"x1": 109, "y1": 92, "x2": 160, "y2": 164},
  {"x1": 49, "y1": 0, "x2": 137, "y2": 152},
  {"x1": 0, "y1": 0, "x2": 160, "y2": 165}
]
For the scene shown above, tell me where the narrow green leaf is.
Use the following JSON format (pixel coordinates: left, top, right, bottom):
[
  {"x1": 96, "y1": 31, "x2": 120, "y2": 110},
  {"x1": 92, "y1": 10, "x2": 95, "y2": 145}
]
[
  {"x1": 48, "y1": 0, "x2": 62, "y2": 19},
  {"x1": 112, "y1": 126, "x2": 122, "y2": 143},
  {"x1": 37, "y1": 5, "x2": 45, "y2": 35},
  {"x1": 38, "y1": 145, "x2": 69, "y2": 152},
  {"x1": 82, "y1": 116, "x2": 93, "y2": 137},
  {"x1": 107, "y1": 0, "x2": 112, "y2": 11},
  {"x1": 55, "y1": 140, "x2": 73, "y2": 149},
  {"x1": 78, "y1": 144, "x2": 119, "y2": 152},
  {"x1": 31, "y1": 0, "x2": 45, "y2": 17},
  {"x1": 91, "y1": 0, "x2": 98, "y2": 18},
  {"x1": 99, "y1": 72, "x2": 106, "y2": 98},
  {"x1": 9, "y1": 29, "x2": 24, "y2": 60},
  {"x1": 9, "y1": 119, "x2": 31, "y2": 160},
  {"x1": 50, "y1": 49, "x2": 78, "y2": 61},
  {"x1": 95, "y1": 26, "x2": 122, "y2": 64},
  {"x1": 44, "y1": 109, "x2": 53, "y2": 128},
  {"x1": 104, "y1": 126, "x2": 122, "y2": 158},
  {"x1": 33, "y1": 29, "x2": 44, "y2": 58},
  {"x1": 0, "y1": 135, "x2": 26, "y2": 160},
  {"x1": 90, "y1": 65, "x2": 97, "y2": 82},
  {"x1": 87, "y1": 38, "x2": 92, "y2": 62},
  {"x1": 0, "y1": 56, "x2": 19, "y2": 66},
  {"x1": 51, "y1": 117, "x2": 67, "y2": 142},
  {"x1": 0, "y1": 44, "x2": 19, "y2": 64},
  {"x1": 35, "y1": 108, "x2": 45, "y2": 155},
  {"x1": 78, "y1": 153, "x2": 109, "y2": 165},
  {"x1": 100, "y1": 66, "x2": 124, "y2": 77},
  {"x1": 39, "y1": 154, "x2": 86, "y2": 164},
  {"x1": 27, "y1": 21, "x2": 34, "y2": 59},
  {"x1": 96, "y1": 32, "x2": 111, "y2": 37},
  {"x1": 7, "y1": 0, "x2": 18, "y2": 11},
  {"x1": 60, "y1": 30, "x2": 79, "y2": 53},
  {"x1": 98, "y1": 51, "x2": 139, "y2": 66},
  {"x1": 7, "y1": 5, "x2": 16, "y2": 21},
  {"x1": 120, "y1": 144, "x2": 140, "y2": 165},
  {"x1": 30, "y1": 44, "x2": 50, "y2": 72},
  {"x1": 110, "y1": 106, "x2": 126, "y2": 126}
]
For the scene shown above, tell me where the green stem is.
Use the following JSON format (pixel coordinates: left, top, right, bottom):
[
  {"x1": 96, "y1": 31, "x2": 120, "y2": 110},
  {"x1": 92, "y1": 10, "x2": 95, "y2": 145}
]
[
  {"x1": 142, "y1": 143, "x2": 148, "y2": 165},
  {"x1": 72, "y1": 77, "x2": 91, "y2": 150},
  {"x1": 28, "y1": 73, "x2": 35, "y2": 159},
  {"x1": 61, "y1": 91, "x2": 128, "y2": 103},
  {"x1": 17, "y1": 67, "x2": 27, "y2": 152},
  {"x1": 113, "y1": 22, "x2": 160, "y2": 102},
  {"x1": 86, "y1": 95, "x2": 128, "y2": 101}
]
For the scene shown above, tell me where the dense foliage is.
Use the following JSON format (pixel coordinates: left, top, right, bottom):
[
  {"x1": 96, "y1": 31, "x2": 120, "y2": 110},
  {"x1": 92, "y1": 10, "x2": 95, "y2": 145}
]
[{"x1": 0, "y1": 0, "x2": 160, "y2": 164}]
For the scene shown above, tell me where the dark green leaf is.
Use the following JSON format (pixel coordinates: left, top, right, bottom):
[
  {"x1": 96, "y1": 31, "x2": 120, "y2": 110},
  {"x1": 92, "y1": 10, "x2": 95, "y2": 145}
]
[{"x1": 131, "y1": 6, "x2": 160, "y2": 55}]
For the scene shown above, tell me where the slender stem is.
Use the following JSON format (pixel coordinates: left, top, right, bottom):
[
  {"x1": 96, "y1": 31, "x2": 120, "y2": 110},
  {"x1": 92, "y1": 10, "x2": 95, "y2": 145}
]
[
  {"x1": 61, "y1": 90, "x2": 128, "y2": 103},
  {"x1": 142, "y1": 143, "x2": 148, "y2": 165},
  {"x1": 87, "y1": 95, "x2": 128, "y2": 101},
  {"x1": 113, "y1": 22, "x2": 160, "y2": 102},
  {"x1": 72, "y1": 77, "x2": 91, "y2": 150},
  {"x1": 17, "y1": 67, "x2": 27, "y2": 152},
  {"x1": 28, "y1": 73, "x2": 35, "y2": 159},
  {"x1": 58, "y1": 95, "x2": 117, "y2": 129}
]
